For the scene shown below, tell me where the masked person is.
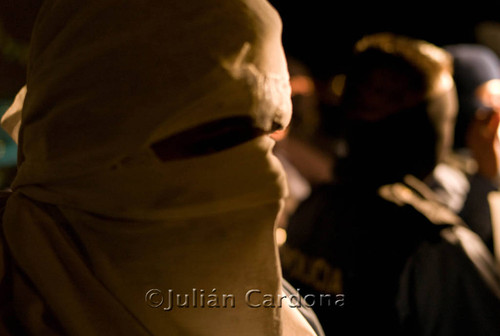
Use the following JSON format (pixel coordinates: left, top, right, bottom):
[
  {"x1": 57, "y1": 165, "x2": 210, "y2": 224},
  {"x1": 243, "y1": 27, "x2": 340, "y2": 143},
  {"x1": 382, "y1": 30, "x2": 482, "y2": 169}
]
[
  {"x1": 281, "y1": 33, "x2": 500, "y2": 335},
  {"x1": 0, "y1": 1, "x2": 324, "y2": 335}
]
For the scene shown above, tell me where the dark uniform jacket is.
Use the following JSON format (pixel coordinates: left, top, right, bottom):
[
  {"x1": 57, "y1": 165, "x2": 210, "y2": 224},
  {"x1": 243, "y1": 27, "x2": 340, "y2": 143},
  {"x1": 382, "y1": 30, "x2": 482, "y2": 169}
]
[{"x1": 281, "y1": 175, "x2": 500, "y2": 336}]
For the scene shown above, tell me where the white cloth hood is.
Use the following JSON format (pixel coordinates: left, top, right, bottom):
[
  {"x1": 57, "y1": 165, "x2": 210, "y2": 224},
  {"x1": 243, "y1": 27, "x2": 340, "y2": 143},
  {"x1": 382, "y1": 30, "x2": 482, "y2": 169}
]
[{"x1": 0, "y1": 1, "x2": 318, "y2": 335}]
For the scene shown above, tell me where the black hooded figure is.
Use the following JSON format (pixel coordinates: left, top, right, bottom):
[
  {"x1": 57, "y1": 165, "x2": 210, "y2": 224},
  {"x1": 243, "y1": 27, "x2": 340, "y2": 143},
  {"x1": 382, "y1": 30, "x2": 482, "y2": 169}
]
[{"x1": 281, "y1": 33, "x2": 500, "y2": 336}]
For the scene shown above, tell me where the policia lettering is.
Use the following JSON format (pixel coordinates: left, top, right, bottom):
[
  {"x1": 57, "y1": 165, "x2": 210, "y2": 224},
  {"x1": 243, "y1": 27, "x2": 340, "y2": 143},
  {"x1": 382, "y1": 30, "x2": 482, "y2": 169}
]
[{"x1": 280, "y1": 245, "x2": 343, "y2": 295}]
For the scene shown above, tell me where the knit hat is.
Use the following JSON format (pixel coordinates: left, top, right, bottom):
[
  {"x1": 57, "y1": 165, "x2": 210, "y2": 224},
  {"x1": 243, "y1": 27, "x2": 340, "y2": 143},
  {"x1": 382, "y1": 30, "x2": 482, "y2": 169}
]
[{"x1": 445, "y1": 44, "x2": 500, "y2": 149}]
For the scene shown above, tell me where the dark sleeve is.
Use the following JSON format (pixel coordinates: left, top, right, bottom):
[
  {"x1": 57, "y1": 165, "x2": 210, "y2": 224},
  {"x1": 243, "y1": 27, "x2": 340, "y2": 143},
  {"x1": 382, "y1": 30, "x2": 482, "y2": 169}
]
[
  {"x1": 460, "y1": 173, "x2": 499, "y2": 251},
  {"x1": 285, "y1": 184, "x2": 337, "y2": 253},
  {"x1": 397, "y1": 226, "x2": 500, "y2": 336}
]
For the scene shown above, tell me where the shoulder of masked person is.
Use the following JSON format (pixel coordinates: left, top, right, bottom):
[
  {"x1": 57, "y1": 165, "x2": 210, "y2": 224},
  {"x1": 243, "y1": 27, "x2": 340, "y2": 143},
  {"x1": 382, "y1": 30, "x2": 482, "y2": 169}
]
[{"x1": 282, "y1": 176, "x2": 500, "y2": 334}]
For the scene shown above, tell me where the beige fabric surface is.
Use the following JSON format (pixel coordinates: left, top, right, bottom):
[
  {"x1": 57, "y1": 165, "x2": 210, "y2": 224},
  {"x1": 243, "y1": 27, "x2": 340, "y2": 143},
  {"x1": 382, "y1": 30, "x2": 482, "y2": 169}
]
[{"x1": 0, "y1": 1, "x2": 316, "y2": 335}]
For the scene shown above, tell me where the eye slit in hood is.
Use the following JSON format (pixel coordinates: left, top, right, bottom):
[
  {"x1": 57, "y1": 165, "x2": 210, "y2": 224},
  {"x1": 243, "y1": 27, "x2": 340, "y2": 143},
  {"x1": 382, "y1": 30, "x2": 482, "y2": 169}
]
[{"x1": 150, "y1": 116, "x2": 270, "y2": 161}]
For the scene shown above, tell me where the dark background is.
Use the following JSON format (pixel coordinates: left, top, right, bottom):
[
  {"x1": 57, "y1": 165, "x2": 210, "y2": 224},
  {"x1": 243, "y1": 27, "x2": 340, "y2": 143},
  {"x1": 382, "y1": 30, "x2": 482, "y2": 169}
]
[
  {"x1": 269, "y1": 1, "x2": 500, "y2": 80},
  {"x1": 2, "y1": 1, "x2": 500, "y2": 97},
  {"x1": 0, "y1": 0, "x2": 41, "y2": 99}
]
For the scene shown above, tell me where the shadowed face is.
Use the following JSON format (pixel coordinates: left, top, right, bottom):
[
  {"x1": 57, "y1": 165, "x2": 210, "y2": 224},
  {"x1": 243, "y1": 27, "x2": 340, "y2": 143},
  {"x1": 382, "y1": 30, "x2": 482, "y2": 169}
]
[
  {"x1": 476, "y1": 79, "x2": 500, "y2": 111},
  {"x1": 341, "y1": 74, "x2": 457, "y2": 186}
]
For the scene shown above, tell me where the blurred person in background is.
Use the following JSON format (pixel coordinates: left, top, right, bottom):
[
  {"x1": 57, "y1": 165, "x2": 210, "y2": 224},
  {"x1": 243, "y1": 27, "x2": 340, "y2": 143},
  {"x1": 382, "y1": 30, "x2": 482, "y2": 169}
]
[
  {"x1": 0, "y1": 1, "x2": 325, "y2": 335},
  {"x1": 0, "y1": 16, "x2": 31, "y2": 190},
  {"x1": 273, "y1": 57, "x2": 333, "y2": 232},
  {"x1": 281, "y1": 33, "x2": 500, "y2": 335},
  {"x1": 428, "y1": 43, "x2": 500, "y2": 256},
  {"x1": 0, "y1": 99, "x2": 17, "y2": 190}
]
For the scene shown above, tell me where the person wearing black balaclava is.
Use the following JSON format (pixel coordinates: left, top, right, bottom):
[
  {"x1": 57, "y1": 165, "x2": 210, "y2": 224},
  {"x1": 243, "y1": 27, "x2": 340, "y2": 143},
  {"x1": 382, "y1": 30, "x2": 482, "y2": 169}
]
[{"x1": 281, "y1": 33, "x2": 500, "y2": 336}]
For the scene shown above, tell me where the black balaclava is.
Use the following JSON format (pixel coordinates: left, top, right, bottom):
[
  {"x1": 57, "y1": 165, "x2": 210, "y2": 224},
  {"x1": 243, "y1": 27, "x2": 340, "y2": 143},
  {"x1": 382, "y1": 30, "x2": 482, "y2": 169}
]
[
  {"x1": 339, "y1": 91, "x2": 457, "y2": 189},
  {"x1": 336, "y1": 39, "x2": 457, "y2": 189}
]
